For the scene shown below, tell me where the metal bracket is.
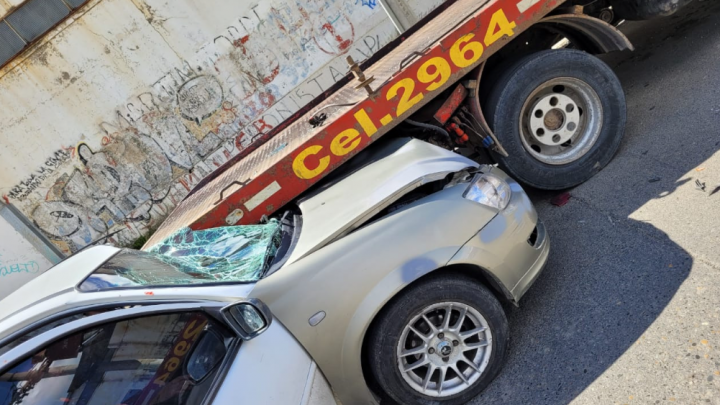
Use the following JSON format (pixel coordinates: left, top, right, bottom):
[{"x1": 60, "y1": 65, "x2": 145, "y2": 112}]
[
  {"x1": 347, "y1": 56, "x2": 375, "y2": 96},
  {"x1": 214, "y1": 180, "x2": 250, "y2": 205},
  {"x1": 396, "y1": 49, "x2": 430, "y2": 74}
]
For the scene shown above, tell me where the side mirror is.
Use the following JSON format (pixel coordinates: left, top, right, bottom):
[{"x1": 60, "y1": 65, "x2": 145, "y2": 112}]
[
  {"x1": 186, "y1": 330, "x2": 226, "y2": 383},
  {"x1": 220, "y1": 299, "x2": 272, "y2": 340}
]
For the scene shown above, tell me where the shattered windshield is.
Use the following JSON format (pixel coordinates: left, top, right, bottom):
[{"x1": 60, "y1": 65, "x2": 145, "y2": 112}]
[{"x1": 79, "y1": 221, "x2": 280, "y2": 292}]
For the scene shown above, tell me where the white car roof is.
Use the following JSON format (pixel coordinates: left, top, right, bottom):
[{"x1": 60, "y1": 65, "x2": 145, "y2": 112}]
[
  {"x1": 0, "y1": 245, "x2": 255, "y2": 343},
  {"x1": 0, "y1": 245, "x2": 119, "y2": 324}
]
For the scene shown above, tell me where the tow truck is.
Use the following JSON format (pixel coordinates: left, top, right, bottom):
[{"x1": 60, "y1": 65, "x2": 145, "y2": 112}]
[{"x1": 143, "y1": 0, "x2": 692, "y2": 247}]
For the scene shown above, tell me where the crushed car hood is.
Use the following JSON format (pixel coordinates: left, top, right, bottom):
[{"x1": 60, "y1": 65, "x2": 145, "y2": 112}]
[{"x1": 286, "y1": 138, "x2": 478, "y2": 264}]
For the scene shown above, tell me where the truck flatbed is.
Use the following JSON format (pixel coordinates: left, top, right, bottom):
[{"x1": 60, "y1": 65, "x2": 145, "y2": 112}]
[{"x1": 145, "y1": 0, "x2": 562, "y2": 247}]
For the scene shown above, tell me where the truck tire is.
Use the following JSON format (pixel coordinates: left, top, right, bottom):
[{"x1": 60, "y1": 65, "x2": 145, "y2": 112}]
[
  {"x1": 367, "y1": 274, "x2": 509, "y2": 405},
  {"x1": 484, "y1": 49, "x2": 626, "y2": 190}
]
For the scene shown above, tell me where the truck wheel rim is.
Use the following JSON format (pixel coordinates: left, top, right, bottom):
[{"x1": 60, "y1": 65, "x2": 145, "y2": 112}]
[
  {"x1": 396, "y1": 302, "x2": 493, "y2": 398},
  {"x1": 519, "y1": 77, "x2": 604, "y2": 166}
]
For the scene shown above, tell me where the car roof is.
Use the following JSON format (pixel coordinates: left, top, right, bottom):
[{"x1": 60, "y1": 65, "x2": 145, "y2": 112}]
[
  {"x1": 0, "y1": 245, "x2": 119, "y2": 324},
  {"x1": 0, "y1": 246, "x2": 255, "y2": 343}
]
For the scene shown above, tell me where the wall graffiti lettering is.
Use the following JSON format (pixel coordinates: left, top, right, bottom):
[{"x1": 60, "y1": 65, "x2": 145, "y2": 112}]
[
  {"x1": 177, "y1": 76, "x2": 225, "y2": 124},
  {"x1": 0, "y1": 259, "x2": 40, "y2": 278},
  {"x1": 5, "y1": 0, "x2": 394, "y2": 255},
  {"x1": 6, "y1": 149, "x2": 72, "y2": 202},
  {"x1": 29, "y1": 112, "x2": 225, "y2": 253},
  {"x1": 356, "y1": 0, "x2": 379, "y2": 9}
]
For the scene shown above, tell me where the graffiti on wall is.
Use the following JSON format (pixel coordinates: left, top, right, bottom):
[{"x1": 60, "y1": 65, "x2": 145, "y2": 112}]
[
  {"x1": 5, "y1": 0, "x2": 393, "y2": 255},
  {"x1": 356, "y1": 0, "x2": 379, "y2": 9},
  {"x1": 0, "y1": 259, "x2": 41, "y2": 279},
  {"x1": 5, "y1": 149, "x2": 73, "y2": 203},
  {"x1": 0, "y1": 215, "x2": 54, "y2": 297}
]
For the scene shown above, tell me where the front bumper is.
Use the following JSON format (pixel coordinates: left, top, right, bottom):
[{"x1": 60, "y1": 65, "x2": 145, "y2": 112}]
[
  {"x1": 449, "y1": 168, "x2": 550, "y2": 303},
  {"x1": 510, "y1": 219, "x2": 549, "y2": 300}
]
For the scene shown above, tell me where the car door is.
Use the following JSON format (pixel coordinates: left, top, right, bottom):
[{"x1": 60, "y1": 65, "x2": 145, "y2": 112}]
[
  {"x1": 0, "y1": 301, "x2": 336, "y2": 405},
  {"x1": 213, "y1": 315, "x2": 337, "y2": 405}
]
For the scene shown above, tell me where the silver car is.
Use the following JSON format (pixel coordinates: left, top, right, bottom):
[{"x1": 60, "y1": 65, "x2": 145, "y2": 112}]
[{"x1": 0, "y1": 138, "x2": 549, "y2": 405}]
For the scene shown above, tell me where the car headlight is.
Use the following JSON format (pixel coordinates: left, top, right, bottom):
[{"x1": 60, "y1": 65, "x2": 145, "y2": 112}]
[{"x1": 463, "y1": 173, "x2": 511, "y2": 210}]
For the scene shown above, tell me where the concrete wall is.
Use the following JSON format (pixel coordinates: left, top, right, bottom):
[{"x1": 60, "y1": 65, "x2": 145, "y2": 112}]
[
  {"x1": 0, "y1": 207, "x2": 54, "y2": 299},
  {"x1": 0, "y1": 0, "x2": 444, "y2": 256}
]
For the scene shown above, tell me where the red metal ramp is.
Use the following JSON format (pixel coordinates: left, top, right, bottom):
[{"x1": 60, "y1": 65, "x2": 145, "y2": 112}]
[{"x1": 145, "y1": 0, "x2": 561, "y2": 248}]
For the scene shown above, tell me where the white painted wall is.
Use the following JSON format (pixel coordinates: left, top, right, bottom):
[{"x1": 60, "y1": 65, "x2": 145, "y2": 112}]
[
  {"x1": 0, "y1": 213, "x2": 54, "y2": 300},
  {"x1": 0, "y1": 0, "x2": 23, "y2": 17},
  {"x1": 0, "y1": 0, "x2": 446, "y2": 256}
]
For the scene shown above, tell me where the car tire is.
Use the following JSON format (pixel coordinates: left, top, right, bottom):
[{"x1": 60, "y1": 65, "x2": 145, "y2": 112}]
[
  {"x1": 484, "y1": 49, "x2": 626, "y2": 190},
  {"x1": 367, "y1": 274, "x2": 509, "y2": 405}
]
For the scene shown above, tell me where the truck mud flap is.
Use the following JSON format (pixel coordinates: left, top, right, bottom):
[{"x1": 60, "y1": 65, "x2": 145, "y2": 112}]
[{"x1": 539, "y1": 14, "x2": 634, "y2": 54}]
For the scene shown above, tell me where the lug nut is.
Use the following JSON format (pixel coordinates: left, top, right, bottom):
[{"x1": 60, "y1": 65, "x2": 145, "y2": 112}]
[
  {"x1": 453, "y1": 340, "x2": 459, "y2": 347},
  {"x1": 428, "y1": 348, "x2": 435, "y2": 354},
  {"x1": 438, "y1": 333, "x2": 444, "y2": 339}
]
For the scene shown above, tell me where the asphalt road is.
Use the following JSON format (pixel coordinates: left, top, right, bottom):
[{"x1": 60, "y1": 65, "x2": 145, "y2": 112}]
[{"x1": 473, "y1": 3, "x2": 720, "y2": 404}]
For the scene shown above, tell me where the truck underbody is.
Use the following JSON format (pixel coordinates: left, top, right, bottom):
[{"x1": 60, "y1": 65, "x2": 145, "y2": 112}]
[{"x1": 608, "y1": 0, "x2": 695, "y2": 20}]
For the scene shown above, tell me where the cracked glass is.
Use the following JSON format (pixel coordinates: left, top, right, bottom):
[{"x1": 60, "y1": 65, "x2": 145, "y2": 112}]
[{"x1": 79, "y1": 221, "x2": 280, "y2": 292}]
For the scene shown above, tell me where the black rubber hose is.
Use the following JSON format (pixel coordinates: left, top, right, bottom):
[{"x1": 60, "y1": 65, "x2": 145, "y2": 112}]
[{"x1": 405, "y1": 119, "x2": 451, "y2": 139}]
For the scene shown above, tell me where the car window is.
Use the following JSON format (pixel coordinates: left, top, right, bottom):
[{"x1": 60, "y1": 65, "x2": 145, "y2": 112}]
[
  {"x1": 0, "y1": 312, "x2": 229, "y2": 405},
  {"x1": 0, "y1": 309, "x2": 117, "y2": 357},
  {"x1": 80, "y1": 222, "x2": 281, "y2": 292}
]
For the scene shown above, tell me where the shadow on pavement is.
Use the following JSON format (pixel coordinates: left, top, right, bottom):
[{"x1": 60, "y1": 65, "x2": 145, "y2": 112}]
[
  {"x1": 475, "y1": 200, "x2": 692, "y2": 404},
  {"x1": 473, "y1": 2, "x2": 720, "y2": 403}
]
